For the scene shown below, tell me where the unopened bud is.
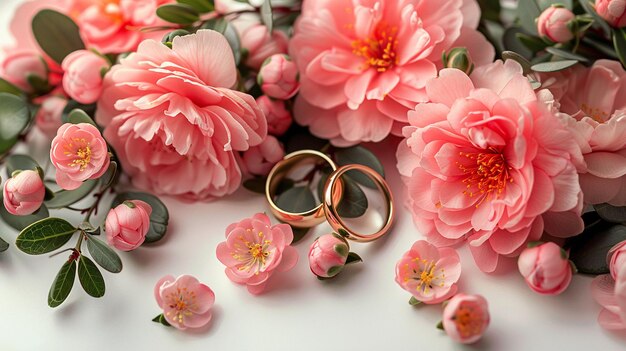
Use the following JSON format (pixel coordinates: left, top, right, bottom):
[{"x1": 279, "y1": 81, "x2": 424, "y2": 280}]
[{"x1": 443, "y1": 47, "x2": 474, "y2": 75}]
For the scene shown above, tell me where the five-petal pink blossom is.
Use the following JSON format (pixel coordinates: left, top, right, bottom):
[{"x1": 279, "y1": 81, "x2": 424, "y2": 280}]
[
  {"x1": 154, "y1": 274, "x2": 215, "y2": 330},
  {"x1": 442, "y1": 293, "x2": 490, "y2": 344}
]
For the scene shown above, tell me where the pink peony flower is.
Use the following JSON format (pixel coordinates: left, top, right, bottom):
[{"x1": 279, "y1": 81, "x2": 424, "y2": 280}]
[
  {"x1": 97, "y1": 30, "x2": 267, "y2": 201},
  {"x1": 308, "y1": 233, "x2": 350, "y2": 278},
  {"x1": 397, "y1": 60, "x2": 585, "y2": 273},
  {"x1": 241, "y1": 135, "x2": 285, "y2": 176},
  {"x1": 609, "y1": 240, "x2": 626, "y2": 280},
  {"x1": 258, "y1": 54, "x2": 300, "y2": 100},
  {"x1": 395, "y1": 240, "x2": 461, "y2": 304},
  {"x1": 241, "y1": 24, "x2": 289, "y2": 70},
  {"x1": 35, "y1": 95, "x2": 67, "y2": 137},
  {"x1": 216, "y1": 213, "x2": 298, "y2": 295},
  {"x1": 105, "y1": 200, "x2": 152, "y2": 251},
  {"x1": 517, "y1": 242, "x2": 573, "y2": 295},
  {"x1": 596, "y1": 0, "x2": 626, "y2": 28},
  {"x1": 62, "y1": 50, "x2": 110, "y2": 104},
  {"x1": 50, "y1": 123, "x2": 111, "y2": 190},
  {"x1": 257, "y1": 95, "x2": 292, "y2": 136},
  {"x1": 537, "y1": 6, "x2": 575, "y2": 43},
  {"x1": 290, "y1": 0, "x2": 495, "y2": 145},
  {"x1": 592, "y1": 264, "x2": 626, "y2": 330},
  {"x1": 442, "y1": 293, "x2": 490, "y2": 344},
  {"x1": 154, "y1": 274, "x2": 215, "y2": 330},
  {"x1": 2, "y1": 170, "x2": 45, "y2": 216},
  {"x1": 0, "y1": 51, "x2": 47, "y2": 92}
]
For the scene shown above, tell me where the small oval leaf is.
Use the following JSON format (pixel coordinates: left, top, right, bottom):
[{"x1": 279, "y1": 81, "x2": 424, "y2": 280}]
[
  {"x1": 337, "y1": 177, "x2": 368, "y2": 218},
  {"x1": 68, "y1": 109, "x2": 97, "y2": 126},
  {"x1": 568, "y1": 223, "x2": 626, "y2": 275},
  {"x1": 335, "y1": 146, "x2": 385, "y2": 189},
  {"x1": 156, "y1": 4, "x2": 200, "y2": 24},
  {"x1": 78, "y1": 255, "x2": 105, "y2": 297},
  {"x1": 261, "y1": 0, "x2": 273, "y2": 33},
  {"x1": 45, "y1": 179, "x2": 98, "y2": 209},
  {"x1": 531, "y1": 60, "x2": 578, "y2": 73},
  {"x1": 0, "y1": 93, "x2": 30, "y2": 155},
  {"x1": 594, "y1": 203, "x2": 626, "y2": 224},
  {"x1": 0, "y1": 236, "x2": 9, "y2": 252},
  {"x1": 275, "y1": 186, "x2": 317, "y2": 213},
  {"x1": 32, "y1": 9, "x2": 85, "y2": 64},
  {"x1": 16, "y1": 217, "x2": 76, "y2": 255},
  {"x1": 48, "y1": 260, "x2": 76, "y2": 308},
  {"x1": 86, "y1": 235, "x2": 122, "y2": 273},
  {"x1": 4, "y1": 154, "x2": 39, "y2": 178}
]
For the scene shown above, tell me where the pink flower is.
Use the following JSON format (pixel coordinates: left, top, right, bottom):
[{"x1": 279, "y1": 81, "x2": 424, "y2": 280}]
[
  {"x1": 257, "y1": 95, "x2": 292, "y2": 136},
  {"x1": 35, "y1": 95, "x2": 67, "y2": 137},
  {"x1": 290, "y1": 0, "x2": 494, "y2": 145},
  {"x1": 395, "y1": 240, "x2": 461, "y2": 304},
  {"x1": 242, "y1": 135, "x2": 285, "y2": 176},
  {"x1": 308, "y1": 233, "x2": 350, "y2": 278},
  {"x1": 442, "y1": 293, "x2": 489, "y2": 344},
  {"x1": 596, "y1": 0, "x2": 626, "y2": 28},
  {"x1": 537, "y1": 6, "x2": 575, "y2": 43},
  {"x1": 517, "y1": 242, "x2": 573, "y2": 295},
  {"x1": 258, "y1": 54, "x2": 300, "y2": 100},
  {"x1": 216, "y1": 213, "x2": 298, "y2": 295},
  {"x1": 154, "y1": 274, "x2": 215, "y2": 330},
  {"x1": 62, "y1": 50, "x2": 110, "y2": 104},
  {"x1": 0, "y1": 51, "x2": 47, "y2": 92},
  {"x1": 241, "y1": 24, "x2": 289, "y2": 70},
  {"x1": 97, "y1": 30, "x2": 267, "y2": 201},
  {"x1": 105, "y1": 200, "x2": 152, "y2": 251},
  {"x1": 591, "y1": 264, "x2": 626, "y2": 330},
  {"x1": 397, "y1": 60, "x2": 585, "y2": 273},
  {"x1": 3, "y1": 170, "x2": 45, "y2": 216},
  {"x1": 50, "y1": 123, "x2": 111, "y2": 190},
  {"x1": 609, "y1": 240, "x2": 626, "y2": 280}
]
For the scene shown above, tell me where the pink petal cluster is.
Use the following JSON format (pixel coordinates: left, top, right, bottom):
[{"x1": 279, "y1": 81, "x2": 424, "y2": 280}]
[
  {"x1": 537, "y1": 6, "x2": 575, "y2": 43},
  {"x1": 50, "y1": 123, "x2": 111, "y2": 190},
  {"x1": 289, "y1": 0, "x2": 494, "y2": 145},
  {"x1": 442, "y1": 293, "x2": 489, "y2": 344},
  {"x1": 3, "y1": 170, "x2": 45, "y2": 216},
  {"x1": 596, "y1": 0, "x2": 626, "y2": 28},
  {"x1": 241, "y1": 24, "x2": 289, "y2": 70},
  {"x1": 154, "y1": 274, "x2": 215, "y2": 330},
  {"x1": 62, "y1": 50, "x2": 110, "y2": 104},
  {"x1": 216, "y1": 213, "x2": 298, "y2": 295},
  {"x1": 397, "y1": 60, "x2": 585, "y2": 273},
  {"x1": 517, "y1": 242, "x2": 573, "y2": 295},
  {"x1": 395, "y1": 240, "x2": 461, "y2": 304},
  {"x1": 35, "y1": 95, "x2": 67, "y2": 137},
  {"x1": 241, "y1": 135, "x2": 285, "y2": 176},
  {"x1": 105, "y1": 200, "x2": 152, "y2": 251},
  {"x1": 308, "y1": 233, "x2": 350, "y2": 278},
  {"x1": 592, "y1": 244, "x2": 626, "y2": 331},
  {"x1": 256, "y1": 95, "x2": 293, "y2": 136},
  {"x1": 97, "y1": 30, "x2": 267, "y2": 201},
  {"x1": 258, "y1": 54, "x2": 300, "y2": 100}
]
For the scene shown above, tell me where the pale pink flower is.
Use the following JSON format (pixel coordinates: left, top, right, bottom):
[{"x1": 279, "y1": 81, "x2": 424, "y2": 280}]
[
  {"x1": 3, "y1": 170, "x2": 45, "y2": 216},
  {"x1": 97, "y1": 30, "x2": 267, "y2": 201},
  {"x1": 105, "y1": 200, "x2": 152, "y2": 251},
  {"x1": 518, "y1": 242, "x2": 573, "y2": 295},
  {"x1": 242, "y1": 135, "x2": 285, "y2": 176},
  {"x1": 290, "y1": 0, "x2": 494, "y2": 145},
  {"x1": 308, "y1": 233, "x2": 350, "y2": 278},
  {"x1": 395, "y1": 240, "x2": 461, "y2": 304},
  {"x1": 442, "y1": 293, "x2": 490, "y2": 344},
  {"x1": 257, "y1": 95, "x2": 292, "y2": 136},
  {"x1": 596, "y1": 0, "x2": 626, "y2": 28},
  {"x1": 537, "y1": 6, "x2": 575, "y2": 43},
  {"x1": 397, "y1": 61, "x2": 584, "y2": 273},
  {"x1": 50, "y1": 123, "x2": 110, "y2": 190},
  {"x1": 241, "y1": 24, "x2": 289, "y2": 70},
  {"x1": 62, "y1": 50, "x2": 110, "y2": 104},
  {"x1": 592, "y1": 264, "x2": 626, "y2": 330},
  {"x1": 35, "y1": 95, "x2": 67, "y2": 137},
  {"x1": 258, "y1": 54, "x2": 300, "y2": 100},
  {"x1": 154, "y1": 274, "x2": 215, "y2": 330},
  {"x1": 609, "y1": 240, "x2": 626, "y2": 280},
  {"x1": 0, "y1": 51, "x2": 47, "y2": 92},
  {"x1": 216, "y1": 213, "x2": 298, "y2": 295}
]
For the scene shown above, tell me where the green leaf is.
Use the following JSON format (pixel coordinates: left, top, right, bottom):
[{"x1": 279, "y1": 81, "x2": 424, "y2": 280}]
[
  {"x1": 32, "y1": 10, "x2": 85, "y2": 64},
  {"x1": 111, "y1": 192, "x2": 169, "y2": 244},
  {"x1": 260, "y1": 0, "x2": 273, "y2": 33},
  {"x1": 0, "y1": 93, "x2": 30, "y2": 155},
  {"x1": 477, "y1": 0, "x2": 501, "y2": 22},
  {"x1": 345, "y1": 252, "x2": 363, "y2": 265},
  {"x1": 531, "y1": 60, "x2": 579, "y2": 72},
  {"x1": 78, "y1": 255, "x2": 105, "y2": 298},
  {"x1": 579, "y1": 0, "x2": 611, "y2": 36},
  {"x1": 436, "y1": 321, "x2": 444, "y2": 330},
  {"x1": 409, "y1": 296, "x2": 422, "y2": 306},
  {"x1": 290, "y1": 225, "x2": 309, "y2": 244},
  {"x1": 336, "y1": 177, "x2": 368, "y2": 218},
  {"x1": 177, "y1": 0, "x2": 213, "y2": 13},
  {"x1": 201, "y1": 18, "x2": 242, "y2": 65},
  {"x1": 48, "y1": 260, "x2": 76, "y2": 307},
  {"x1": 156, "y1": 4, "x2": 200, "y2": 24},
  {"x1": 45, "y1": 179, "x2": 98, "y2": 209},
  {"x1": 0, "y1": 193, "x2": 49, "y2": 231},
  {"x1": 516, "y1": 32, "x2": 548, "y2": 53},
  {"x1": 0, "y1": 236, "x2": 9, "y2": 252},
  {"x1": 567, "y1": 222, "x2": 626, "y2": 275},
  {"x1": 62, "y1": 100, "x2": 96, "y2": 124},
  {"x1": 99, "y1": 161, "x2": 119, "y2": 191},
  {"x1": 285, "y1": 131, "x2": 328, "y2": 153},
  {"x1": 67, "y1": 109, "x2": 97, "y2": 127},
  {"x1": 152, "y1": 313, "x2": 172, "y2": 327},
  {"x1": 15, "y1": 217, "x2": 76, "y2": 255},
  {"x1": 614, "y1": 28, "x2": 626, "y2": 69},
  {"x1": 4, "y1": 154, "x2": 39, "y2": 177},
  {"x1": 0, "y1": 78, "x2": 23, "y2": 96},
  {"x1": 545, "y1": 47, "x2": 589, "y2": 62},
  {"x1": 335, "y1": 146, "x2": 385, "y2": 189},
  {"x1": 86, "y1": 235, "x2": 122, "y2": 273},
  {"x1": 502, "y1": 27, "x2": 533, "y2": 60},
  {"x1": 501, "y1": 50, "x2": 533, "y2": 74},
  {"x1": 243, "y1": 177, "x2": 267, "y2": 194},
  {"x1": 275, "y1": 186, "x2": 317, "y2": 213},
  {"x1": 594, "y1": 204, "x2": 626, "y2": 224},
  {"x1": 516, "y1": 0, "x2": 541, "y2": 35}
]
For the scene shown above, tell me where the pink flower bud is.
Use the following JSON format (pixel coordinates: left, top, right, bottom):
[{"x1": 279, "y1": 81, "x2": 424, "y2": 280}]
[
  {"x1": 0, "y1": 51, "x2": 47, "y2": 92},
  {"x1": 35, "y1": 95, "x2": 66, "y2": 137},
  {"x1": 308, "y1": 233, "x2": 350, "y2": 278},
  {"x1": 596, "y1": 0, "x2": 626, "y2": 28},
  {"x1": 3, "y1": 170, "x2": 45, "y2": 216},
  {"x1": 242, "y1": 135, "x2": 285, "y2": 176},
  {"x1": 518, "y1": 242, "x2": 573, "y2": 295},
  {"x1": 442, "y1": 294, "x2": 490, "y2": 344},
  {"x1": 537, "y1": 6, "x2": 575, "y2": 43},
  {"x1": 608, "y1": 240, "x2": 626, "y2": 280},
  {"x1": 241, "y1": 24, "x2": 289, "y2": 70},
  {"x1": 61, "y1": 50, "x2": 110, "y2": 104},
  {"x1": 258, "y1": 54, "x2": 300, "y2": 100},
  {"x1": 105, "y1": 200, "x2": 152, "y2": 251},
  {"x1": 256, "y1": 95, "x2": 292, "y2": 136}
]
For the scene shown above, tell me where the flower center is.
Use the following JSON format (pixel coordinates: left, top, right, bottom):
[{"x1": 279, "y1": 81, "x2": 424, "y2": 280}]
[
  {"x1": 453, "y1": 305, "x2": 483, "y2": 338},
  {"x1": 100, "y1": 0, "x2": 123, "y2": 22},
  {"x1": 232, "y1": 230, "x2": 272, "y2": 274},
  {"x1": 580, "y1": 103, "x2": 609, "y2": 123},
  {"x1": 457, "y1": 148, "x2": 512, "y2": 206},
  {"x1": 352, "y1": 23, "x2": 399, "y2": 72},
  {"x1": 65, "y1": 138, "x2": 92, "y2": 171},
  {"x1": 166, "y1": 287, "x2": 197, "y2": 324},
  {"x1": 410, "y1": 258, "x2": 446, "y2": 294}
]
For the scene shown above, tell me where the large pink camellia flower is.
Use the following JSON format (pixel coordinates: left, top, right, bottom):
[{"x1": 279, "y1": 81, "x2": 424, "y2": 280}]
[
  {"x1": 97, "y1": 30, "x2": 267, "y2": 201},
  {"x1": 397, "y1": 60, "x2": 585, "y2": 272},
  {"x1": 289, "y1": 0, "x2": 494, "y2": 145}
]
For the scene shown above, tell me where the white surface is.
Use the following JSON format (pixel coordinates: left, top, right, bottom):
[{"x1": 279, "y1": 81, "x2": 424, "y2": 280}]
[{"x1": 0, "y1": 1, "x2": 625, "y2": 350}]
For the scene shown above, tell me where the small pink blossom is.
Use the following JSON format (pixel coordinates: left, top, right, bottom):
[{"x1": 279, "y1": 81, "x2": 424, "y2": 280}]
[
  {"x1": 105, "y1": 200, "x2": 152, "y2": 251},
  {"x1": 596, "y1": 0, "x2": 626, "y2": 28},
  {"x1": 50, "y1": 123, "x2": 111, "y2": 190},
  {"x1": 537, "y1": 6, "x2": 575, "y2": 43},
  {"x1": 609, "y1": 240, "x2": 626, "y2": 280},
  {"x1": 442, "y1": 293, "x2": 490, "y2": 344},
  {"x1": 154, "y1": 274, "x2": 215, "y2": 330},
  {"x1": 395, "y1": 240, "x2": 461, "y2": 304},
  {"x1": 241, "y1": 24, "x2": 289, "y2": 70},
  {"x1": 258, "y1": 54, "x2": 300, "y2": 100},
  {"x1": 257, "y1": 95, "x2": 293, "y2": 136},
  {"x1": 518, "y1": 242, "x2": 573, "y2": 295},
  {"x1": 308, "y1": 233, "x2": 350, "y2": 278},
  {"x1": 592, "y1": 263, "x2": 626, "y2": 330},
  {"x1": 35, "y1": 95, "x2": 66, "y2": 137},
  {"x1": 3, "y1": 170, "x2": 45, "y2": 216},
  {"x1": 242, "y1": 135, "x2": 285, "y2": 176},
  {"x1": 62, "y1": 50, "x2": 110, "y2": 104},
  {"x1": 0, "y1": 51, "x2": 47, "y2": 92},
  {"x1": 216, "y1": 213, "x2": 298, "y2": 295}
]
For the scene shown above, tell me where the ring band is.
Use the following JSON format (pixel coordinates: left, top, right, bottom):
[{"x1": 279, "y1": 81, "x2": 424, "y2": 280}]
[
  {"x1": 323, "y1": 164, "x2": 395, "y2": 243},
  {"x1": 265, "y1": 150, "x2": 339, "y2": 228}
]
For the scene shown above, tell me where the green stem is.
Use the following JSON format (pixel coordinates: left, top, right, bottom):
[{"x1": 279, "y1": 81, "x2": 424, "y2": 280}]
[{"x1": 74, "y1": 231, "x2": 85, "y2": 254}]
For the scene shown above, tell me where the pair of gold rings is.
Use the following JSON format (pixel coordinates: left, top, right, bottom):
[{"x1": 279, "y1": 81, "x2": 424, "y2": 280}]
[{"x1": 265, "y1": 150, "x2": 395, "y2": 243}]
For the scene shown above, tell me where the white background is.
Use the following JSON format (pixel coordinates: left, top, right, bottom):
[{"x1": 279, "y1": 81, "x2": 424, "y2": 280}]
[{"x1": 0, "y1": 1, "x2": 625, "y2": 350}]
